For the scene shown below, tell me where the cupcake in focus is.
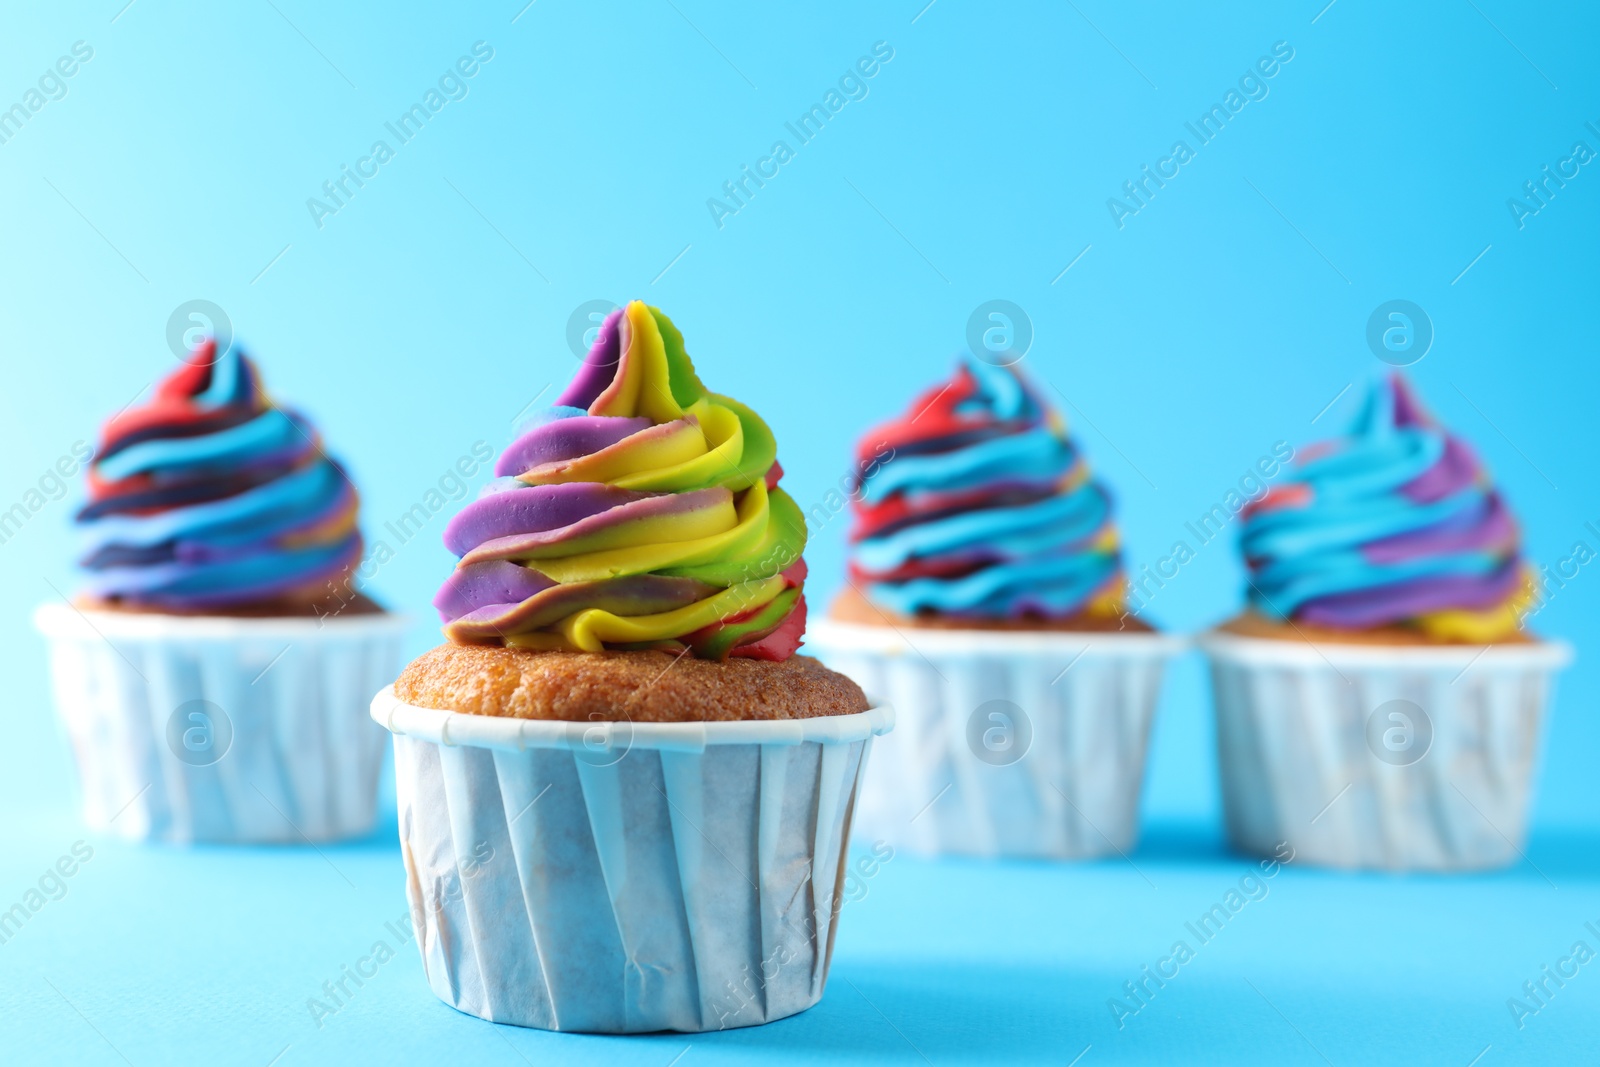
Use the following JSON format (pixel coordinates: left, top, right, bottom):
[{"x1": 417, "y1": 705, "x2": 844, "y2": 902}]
[
  {"x1": 1201, "y1": 374, "x2": 1571, "y2": 869},
  {"x1": 34, "y1": 339, "x2": 407, "y2": 843},
  {"x1": 808, "y1": 353, "x2": 1181, "y2": 859},
  {"x1": 371, "y1": 301, "x2": 889, "y2": 1033}
]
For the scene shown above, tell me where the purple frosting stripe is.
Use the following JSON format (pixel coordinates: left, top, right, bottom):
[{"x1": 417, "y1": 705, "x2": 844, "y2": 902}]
[
  {"x1": 1363, "y1": 495, "x2": 1515, "y2": 564},
  {"x1": 1400, "y1": 437, "x2": 1479, "y2": 504},
  {"x1": 444, "y1": 573, "x2": 720, "y2": 640},
  {"x1": 555, "y1": 307, "x2": 623, "y2": 410},
  {"x1": 443, "y1": 483, "x2": 655, "y2": 558},
  {"x1": 1297, "y1": 563, "x2": 1524, "y2": 629},
  {"x1": 433, "y1": 560, "x2": 558, "y2": 621},
  {"x1": 495, "y1": 415, "x2": 652, "y2": 478},
  {"x1": 516, "y1": 417, "x2": 700, "y2": 485},
  {"x1": 458, "y1": 486, "x2": 733, "y2": 566}
]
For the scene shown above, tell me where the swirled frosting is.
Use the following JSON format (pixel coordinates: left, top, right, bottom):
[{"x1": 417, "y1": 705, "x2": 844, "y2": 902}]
[
  {"x1": 847, "y1": 354, "x2": 1126, "y2": 620},
  {"x1": 434, "y1": 301, "x2": 808, "y2": 660},
  {"x1": 76, "y1": 340, "x2": 363, "y2": 609},
  {"x1": 1239, "y1": 374, "x2": 1531, "y2": 641}
]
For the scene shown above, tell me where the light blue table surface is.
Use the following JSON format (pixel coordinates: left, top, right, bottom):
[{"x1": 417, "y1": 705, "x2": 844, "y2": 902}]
[
  {"x1": 2, "y1": 0, "x2": 1597, "y2": 1063},
  {"x1": 4, "y1": 802, "x2": 1598, "y2": 1065}
]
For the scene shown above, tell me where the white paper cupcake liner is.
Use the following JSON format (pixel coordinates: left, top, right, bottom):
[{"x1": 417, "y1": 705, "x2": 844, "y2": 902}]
[
  {"x1": 34, "y1": 603, "x2": 408, "y2": 844},
  {"x1": 371, "y1": 685, "x2": 893, "y2": 1033},
  {"x1": 1200, "y1": 630, "x2": 1573, "y2": 870},
  {"x1": 806, "y1": 620, "x2": 1183, "y2": 860}
]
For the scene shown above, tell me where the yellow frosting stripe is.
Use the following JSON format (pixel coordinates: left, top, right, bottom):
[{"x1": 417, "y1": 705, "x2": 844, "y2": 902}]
[
  {"x1": 518, "y1": 400, "x2": 753, "y2": 494},
  {"x1": 281, "y1": 500, "x2": 359, "y2": 548},
  {"x1": 1085, "y1": 584, "x2": 1127, "y2": 616},
  {"x1": 1415, "y1": 568, "x2": 1536, "y2": 642},
  {"x1": 612, "y1": 398, "x2": 744, "y2": 492},
  {"x1": 519, "y1": 418, "x2": 707, "y2": 487},
  {"x1": 526, "y1": 480, "x2": 771, "y2": 585},
  {"x1": 549, "y1": 575, "x2": 787, "y2": 652},
  {"x1": 1089, "y1": 527, "x2": 1120, "y2": 553},
  {"x1": 591, "y1": 302, "x2": 685, "y2": 424},
  {"x1": 444, "y1": 301, "x2": 806, "y2": 659},
  {"x1": 503, "y1": 631, "x2": 579, "y2": 652},
  {"x1": 662, "y1": 486, "x2": 804, "y2": 586},
  {"x1": 489, "y1": 495, "x2": 738, "y2": 563}
]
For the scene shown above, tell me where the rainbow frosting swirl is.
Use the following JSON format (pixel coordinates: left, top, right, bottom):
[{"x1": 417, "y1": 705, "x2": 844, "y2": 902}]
[
  {"x1": 76, "y1": 340, "x2": 363, "y2": 609},
  {"x1": 434, "y1": 301, "x2": 808, "y2": 660},
  {"x1": 847, "y1": 354, "x2": 1126, "y2": 620},
  {"x1": 1239, "y1": 374, "x2": 1531, "y2": 641}
]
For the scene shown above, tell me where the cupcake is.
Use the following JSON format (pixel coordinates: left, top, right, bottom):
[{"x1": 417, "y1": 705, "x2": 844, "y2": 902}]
[
  {"x1": 371, "y1": 300, "x2": 890, "y2": 1033},
  {"x1": 807, "y1": 354, "x2": 1181, "y2": 859},
  {"x1": 34, "y1": 339, "x2": 407, "y2": 843},
  {"x1": 1200, "y1": 374, "x2": 1571, "y2": 870}
]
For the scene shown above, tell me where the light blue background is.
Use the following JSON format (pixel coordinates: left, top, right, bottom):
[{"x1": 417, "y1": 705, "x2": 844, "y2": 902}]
[{"x1": 1, "y1": 1, "x2": 1596, "y2": 1063}]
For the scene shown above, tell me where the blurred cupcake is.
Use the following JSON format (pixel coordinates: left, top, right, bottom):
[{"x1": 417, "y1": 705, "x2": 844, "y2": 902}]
[
  {"x1": 808, "y1": 354, "x2": 1181, "y2": 859},
  {"x1": 371, "y1": 301, "x2": 889, "y2": 1033},
  {"x1": 1200, "y1": 374, "x2": 1571, "y2": 870},
  {"x1": 34, "y1": 339, "x2": 407, "y2": 843}
]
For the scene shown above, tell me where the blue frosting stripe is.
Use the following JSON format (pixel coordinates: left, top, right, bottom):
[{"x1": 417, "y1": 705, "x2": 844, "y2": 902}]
[
  {"x1": 849, "y1": 352, "x2": 1126, "y2": 620},
  {"x1": 94, "y1": 409, "x2": 304, "y2": 482},
  {"x1": 958, "y1": 357, "x2": 1030, "y2": 420},
  {"x1": 867, "y1": 550, "x2": 1120, "y2": 617},
  {"x1": 76, "y1": 346, "x2": 364, "y2": 608},
  {"x1": 79, "y1": 459, "x2": 347, "y2": 552},
  {"x1": 858, "y1": 426, "x2": 1074, "y2": 503},
  {"x1": 80, "y1": 536, "x2": 360, "y2": 605},
  {"x1": 1253, "y1": 550, "x2": 1508, "y2": 613},
  {"x1": 855, "y1": 485, "x2": 1109, "y2": 571},
  {"x1": 1288, "y1": 432, "x2": 1443, "y2": 501},
  {"x1": 1242, "y1": 488, "x2": 1482, "y2": 563},
  {"x1": 1238, "y1": 374, "x2": 1526, "y2": 632}
]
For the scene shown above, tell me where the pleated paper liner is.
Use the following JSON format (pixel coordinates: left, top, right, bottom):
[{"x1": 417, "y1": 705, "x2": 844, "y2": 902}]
[
  {"x1": 371, "y1": 685, "x2": 894, "y2": 1033},
  {"x1": 1200, "y1": 629, "x2": 1573, "y2": 870},
  {"x1": 34, "y1": 603, "x2": 408, "y2": 844},
  {"x1": 807, "y1": 620, "x2": 1184, "y2": 860}
]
